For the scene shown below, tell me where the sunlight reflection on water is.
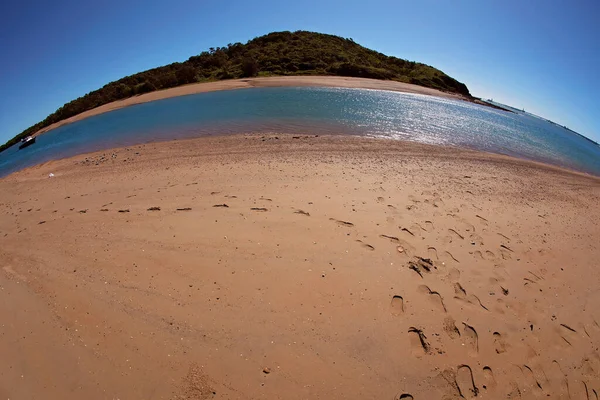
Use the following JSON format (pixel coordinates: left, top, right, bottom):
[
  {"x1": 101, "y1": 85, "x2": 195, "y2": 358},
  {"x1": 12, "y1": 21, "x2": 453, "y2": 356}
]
[{"x1": 1, "y1": 86, "x2": 599, "y2": 177}]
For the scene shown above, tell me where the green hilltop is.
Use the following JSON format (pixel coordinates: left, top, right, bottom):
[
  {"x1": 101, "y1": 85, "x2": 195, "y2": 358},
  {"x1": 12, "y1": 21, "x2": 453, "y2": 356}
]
[{"x1": 1, "y1": 30, "x2": 471, "y2": 152}]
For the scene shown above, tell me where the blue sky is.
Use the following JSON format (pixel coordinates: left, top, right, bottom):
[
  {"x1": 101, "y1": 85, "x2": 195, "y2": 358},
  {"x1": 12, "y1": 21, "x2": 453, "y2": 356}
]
[{"x1": 1, "y1": 0, "x2": 599, "y2": 142}]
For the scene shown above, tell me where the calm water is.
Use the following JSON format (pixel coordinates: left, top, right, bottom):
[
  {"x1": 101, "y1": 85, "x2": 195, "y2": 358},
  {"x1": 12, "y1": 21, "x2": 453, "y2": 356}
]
[{"x1": 1, "y1": 87, "x2": 599, "y2": 177}]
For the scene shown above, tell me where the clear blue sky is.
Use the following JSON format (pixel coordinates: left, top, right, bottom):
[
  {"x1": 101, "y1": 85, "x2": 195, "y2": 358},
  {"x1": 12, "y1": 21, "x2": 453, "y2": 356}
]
[{"x1": 1, "y1": 0, "x2": 599, "y2": 142}]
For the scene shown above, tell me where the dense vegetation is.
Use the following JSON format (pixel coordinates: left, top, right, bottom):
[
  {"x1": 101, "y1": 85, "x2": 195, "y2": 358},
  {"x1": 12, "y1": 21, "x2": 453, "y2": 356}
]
[{"x1": 1, "y1": 31, "x2": 471, "y2": 152}]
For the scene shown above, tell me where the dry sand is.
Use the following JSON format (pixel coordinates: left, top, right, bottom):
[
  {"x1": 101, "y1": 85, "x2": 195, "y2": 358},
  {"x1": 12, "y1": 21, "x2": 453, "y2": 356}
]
[
  {"x1": 32, "y1": 76, "x2": 470, "y2": 137},
  {"x1": 1, "y1": 134, "x2": 600, "y2": 399}
]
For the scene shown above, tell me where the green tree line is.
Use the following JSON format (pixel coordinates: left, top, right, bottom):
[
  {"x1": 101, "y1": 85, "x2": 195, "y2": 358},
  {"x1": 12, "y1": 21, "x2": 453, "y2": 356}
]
[{"x1": 1, "y1": 31, "x2": 471, "y2": 152}]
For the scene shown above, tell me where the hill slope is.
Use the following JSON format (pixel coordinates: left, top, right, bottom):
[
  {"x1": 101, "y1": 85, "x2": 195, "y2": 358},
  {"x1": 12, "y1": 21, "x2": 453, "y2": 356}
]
[{"x1": 1, "y1": 31, "x2": 471, "y2": 152}]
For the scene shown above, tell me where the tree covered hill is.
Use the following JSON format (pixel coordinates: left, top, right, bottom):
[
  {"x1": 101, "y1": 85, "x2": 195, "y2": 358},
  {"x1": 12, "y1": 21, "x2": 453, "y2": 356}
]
[{"x1": 1, "y1": 31, "x2": 471, "y2": 152}]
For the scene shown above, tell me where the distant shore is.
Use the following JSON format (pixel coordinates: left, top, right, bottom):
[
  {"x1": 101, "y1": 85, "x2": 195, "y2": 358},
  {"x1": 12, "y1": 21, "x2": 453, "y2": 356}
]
[{"x1": 30, "y1": 76, "x2": 488, "y2": 138}]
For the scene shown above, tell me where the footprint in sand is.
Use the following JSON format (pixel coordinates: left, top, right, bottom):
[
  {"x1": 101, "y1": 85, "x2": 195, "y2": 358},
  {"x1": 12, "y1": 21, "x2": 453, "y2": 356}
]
[
  {"x1": 411, "y1": 223, "x2": 427, "y2": 236},
  {"x1": 505, "y1": 381, "x2": 522, "y2": 399},
  {"x1": 380, "y1": 234, "x2": 399, "y2": 242},
  {"x1": 250, "y1": 207, "x2": 268, "y2": 212},
  {"x1": 443, "y1": 316, "x2": 461, "y2": 339},
  {"x1": 521, "y1": 365, "x2": 545, "y2": 397},
  {"x1": 482, "y1": 366, "x2": 497, "y2": 391},
  {"x1": 448, "y1": 268, "x2": 461, "y2": 281},
  {"x1": 425, "y1": 197, "x2": 444, "y2": 208},
  {"x1": 400, "y1": 227, "x2": 415, "y2": 237},
  {"x1": 294, "y1": 209, "x2": 310, "y2": 216},
  {"x1": 448, "y1": 228, "x2": 464, "y2": 240},
  {"x1": 567, "y1": 379, "x2": 597, "y2": 400},
  {"x1": 330, "y1": 218, "x2": 354, "y2": 227},
  {"x1": 475, "y1": 214, "x2": 489, "y2": 225},
  {"x1": 558, "y1": 323, "x2": 579, "y2": 346},
  {"x1": 424, "y1": 220, "x2": 434, "y2": 232},
  {"x1": 588, "y1": 319, "x2": 600, "y2": 339},
  {"x1": 493, "y1": 332, "x2": 508, "y2": 354},
  {"x1": 442, "y1": 250, "x2": 460, "y2": 263},
  {"x1": 407, "y1": 194, "x2": 420, "y2": 204},
  {"x1": 390, "y1": 295, "x2": 404, "y2": 316},
  {"x1": 408, "y1": 257, "x2": 435, "y2": 278},
  {"x1": 394, "y1": 394, "x2": 413, "y2": 400},
  {"x1": 356, "y1": 240, "x2": 375, "y2": 251},
  {"x1": 463, "y1": 293, "x2": 489, "y2": 312},
  {"x1": 473, "y1": 250, "x2": 484, "y2": 260},
  {"x1": 408, "y1": 327, "x2": 430, "y2": 355},
  {"x1": 446, "y1": 207, "x2": 459, "y2": 216},
  {"x1": 377, "y1": 196, "x2": 385, "y2": 203},
  {"x1": 469, "y1": 233, "x2": 483, "y2": 245},
  {"x1": 433, "y1": 251, "x2": 458, "y2": 267},
  {"x1": 441, "y1": 234, "x2": 454, "y2": 246},
  {"x1": 454, "y1": 289, "x2": 487, "y2": 312},
  {"x1": 427, "y1": 246, "x2": 439, "y2": 260},
  {"x1": 379, "y1": 236, "x2": 415, "y2": 256},
  {"x1": 456, "y1": 365, "x2": 478, "y2": 399},
  {"x1": 501, "y1": 244, "x2": 514, "y2": 252},
  {"x1": 418, "y1": 285, "x2": 447, "y2": 312},
  {"x1": 500, "y1": 248, "x2": 513, "y2": 260},
  {"x1": 453, "y1": 282, "x2": 467, "y2": 299},
  {"x1": 546, "y1": 361, "x2": 569, "y2": 398},
  {"x1": 462, "y1": 323, "x2": 479, "y2": 356},
  {"x1": 497, "y1": 232, "x2": 511, "y2": 241},
  {"x1": 581, "y1": 357, "x2": 600, "y2": 379}
]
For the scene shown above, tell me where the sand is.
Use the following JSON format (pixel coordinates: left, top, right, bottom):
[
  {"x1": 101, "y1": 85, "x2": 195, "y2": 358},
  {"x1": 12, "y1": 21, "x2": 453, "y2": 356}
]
[
  {"x1": 1, "y1": 134, "x2": 600, "y2": 399},
  {"x1": 31, "y1": 76, "x2": 472, "y2": 137}
]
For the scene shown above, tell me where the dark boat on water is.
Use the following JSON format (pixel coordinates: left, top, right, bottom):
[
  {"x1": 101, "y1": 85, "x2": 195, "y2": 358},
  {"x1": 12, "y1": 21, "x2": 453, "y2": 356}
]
[{"x1": 19, "y1": 136, "x2": 36, "y2": 150}]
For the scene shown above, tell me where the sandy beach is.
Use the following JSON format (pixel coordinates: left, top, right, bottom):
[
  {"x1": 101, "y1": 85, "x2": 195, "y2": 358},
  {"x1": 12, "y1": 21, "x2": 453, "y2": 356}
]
[
  {"x1": 31, "y1": 76, "x2": 476, "y2": 138},
  {"x1": 1, "y1": 134, "x2": 599, "y2": 399}
]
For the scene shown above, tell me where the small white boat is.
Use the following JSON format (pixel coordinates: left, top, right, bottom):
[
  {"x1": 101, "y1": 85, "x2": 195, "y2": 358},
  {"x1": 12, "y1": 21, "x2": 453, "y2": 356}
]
[{"x1": 19, "y1": 136, "x2": 36, "y2": 150}]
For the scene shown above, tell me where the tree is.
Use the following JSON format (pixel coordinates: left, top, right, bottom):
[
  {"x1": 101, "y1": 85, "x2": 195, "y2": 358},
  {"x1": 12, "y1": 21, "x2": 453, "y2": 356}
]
[
  {"x1": 115, "y1": 83, "x2": 132, "y2": 99},
  {"x1": 135, "y1": 81, "x2": 156, "y2": 94},
  {"x1": 176, "y1": 65, "x2": 197, "y2": 85},
  {"x1": 241, "y1": 57, "x2": 259, "y2": 77}
]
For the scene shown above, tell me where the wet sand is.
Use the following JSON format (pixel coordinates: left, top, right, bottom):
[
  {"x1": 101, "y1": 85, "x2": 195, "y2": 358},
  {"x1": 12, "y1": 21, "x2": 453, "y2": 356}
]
[
  {"x1": 31, "y1": 76, "x2": 471, "y2": 137},
  {"x1": 1, "y1": 134, "x2": 600, "y2": 399}
]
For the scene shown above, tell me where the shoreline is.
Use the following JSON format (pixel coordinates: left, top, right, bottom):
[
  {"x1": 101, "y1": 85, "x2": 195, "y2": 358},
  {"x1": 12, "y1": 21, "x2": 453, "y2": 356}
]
[
  {"x1": 3, "y1": 132, "x2": 599, "y2": 182},
  {"x1": 29, "y1": 76, "x2": 482, "y2": 139},
  {"x1": 1, "y1": 134, "x2": 599, "y2": 398}
]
